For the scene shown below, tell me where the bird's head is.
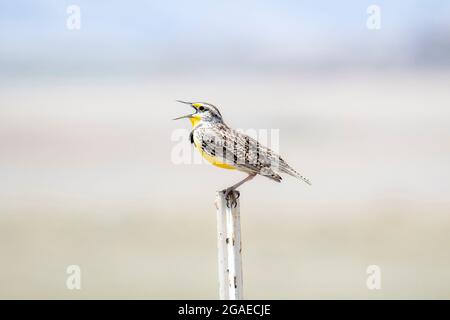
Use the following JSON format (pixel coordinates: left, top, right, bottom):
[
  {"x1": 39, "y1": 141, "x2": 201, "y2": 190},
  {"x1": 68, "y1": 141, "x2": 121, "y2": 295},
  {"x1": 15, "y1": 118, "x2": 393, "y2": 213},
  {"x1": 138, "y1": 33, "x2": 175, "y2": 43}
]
[{"x1": 173, "y1": 101, "x2": 223, "y2": 127}]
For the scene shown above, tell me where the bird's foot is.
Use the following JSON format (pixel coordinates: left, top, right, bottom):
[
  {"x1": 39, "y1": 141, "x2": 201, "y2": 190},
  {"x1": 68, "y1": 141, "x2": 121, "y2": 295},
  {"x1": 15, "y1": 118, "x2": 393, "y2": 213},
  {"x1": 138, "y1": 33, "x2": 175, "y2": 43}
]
[{"x1": 222, "y1": 188, "x2": 240, "y2": 208}]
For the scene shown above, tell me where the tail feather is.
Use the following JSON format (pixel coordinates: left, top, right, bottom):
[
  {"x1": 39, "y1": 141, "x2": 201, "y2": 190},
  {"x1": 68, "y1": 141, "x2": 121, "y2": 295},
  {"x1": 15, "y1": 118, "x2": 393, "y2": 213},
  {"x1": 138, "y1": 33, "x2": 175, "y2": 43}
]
[
  {"x1": 283, "y1": 167, "x2": 312, "y2": 185},
  {"x1": 259, "y1": 166, "x2": 283, "y2": 182},
  {"x1": 278, "y1": 159, "x2": 312, "y2": 185}
]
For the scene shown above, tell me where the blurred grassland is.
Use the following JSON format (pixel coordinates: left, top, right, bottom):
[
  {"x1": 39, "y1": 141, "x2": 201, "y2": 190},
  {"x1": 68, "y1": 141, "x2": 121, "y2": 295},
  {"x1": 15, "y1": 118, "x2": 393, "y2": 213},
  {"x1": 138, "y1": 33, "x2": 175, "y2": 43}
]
[
  {"x1": 1, "y1": 203, "x2": 450, "y2": 299},
  {"x1": 1, "y1": 71, "x2": 450, "y2": 298}
]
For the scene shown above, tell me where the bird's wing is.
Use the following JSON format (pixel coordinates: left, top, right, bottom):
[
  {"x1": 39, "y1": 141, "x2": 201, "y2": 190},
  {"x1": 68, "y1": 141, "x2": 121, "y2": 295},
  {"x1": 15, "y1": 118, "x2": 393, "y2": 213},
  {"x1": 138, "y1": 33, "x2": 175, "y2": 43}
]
[
  {"x1": 230, "y1": 129, "x2": 311, "y2": 185},
  {"x1": 195, "y1": 124, "x2": 312, "y2": 185},
  {"x1": 194, "y1": 124, "x2": 282, "y2": 181}
]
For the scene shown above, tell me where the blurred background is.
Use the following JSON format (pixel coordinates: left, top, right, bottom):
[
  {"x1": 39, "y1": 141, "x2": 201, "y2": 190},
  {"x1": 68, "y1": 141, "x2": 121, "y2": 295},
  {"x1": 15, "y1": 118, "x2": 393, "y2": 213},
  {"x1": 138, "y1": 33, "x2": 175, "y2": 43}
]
[{"x1": 1, "y1": 0, "x2": 450, "y2": 299}]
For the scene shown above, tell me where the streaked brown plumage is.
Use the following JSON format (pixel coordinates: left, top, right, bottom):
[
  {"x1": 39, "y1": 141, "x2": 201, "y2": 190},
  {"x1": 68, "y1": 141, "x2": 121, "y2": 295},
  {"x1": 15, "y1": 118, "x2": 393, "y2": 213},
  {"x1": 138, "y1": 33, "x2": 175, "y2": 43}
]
[{"x1": 193, "y1": 122, "x2": 311, "y2": 184}]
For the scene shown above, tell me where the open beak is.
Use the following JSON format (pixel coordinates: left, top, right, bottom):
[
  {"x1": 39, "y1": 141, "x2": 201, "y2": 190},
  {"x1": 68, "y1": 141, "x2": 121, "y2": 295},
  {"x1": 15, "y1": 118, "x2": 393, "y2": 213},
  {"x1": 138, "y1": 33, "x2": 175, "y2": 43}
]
[{"x1": 173, "y1": 100, "x2": 197, "y2": 120}]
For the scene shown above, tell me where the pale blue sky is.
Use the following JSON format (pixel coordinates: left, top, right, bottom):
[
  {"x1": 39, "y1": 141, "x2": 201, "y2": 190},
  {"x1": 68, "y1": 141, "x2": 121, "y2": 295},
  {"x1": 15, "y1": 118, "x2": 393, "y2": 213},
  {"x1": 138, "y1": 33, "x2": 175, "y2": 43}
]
[{"x1": 1, "y1": 0, "x2": 449, "y2": 77}]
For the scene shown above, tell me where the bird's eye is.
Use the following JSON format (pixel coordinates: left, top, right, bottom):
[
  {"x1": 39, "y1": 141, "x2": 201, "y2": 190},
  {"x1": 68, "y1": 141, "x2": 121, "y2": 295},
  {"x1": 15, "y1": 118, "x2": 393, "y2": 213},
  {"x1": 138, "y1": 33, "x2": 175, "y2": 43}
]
[{"x1": 199, "y1": 106, "x2": 205, "y2": 111}]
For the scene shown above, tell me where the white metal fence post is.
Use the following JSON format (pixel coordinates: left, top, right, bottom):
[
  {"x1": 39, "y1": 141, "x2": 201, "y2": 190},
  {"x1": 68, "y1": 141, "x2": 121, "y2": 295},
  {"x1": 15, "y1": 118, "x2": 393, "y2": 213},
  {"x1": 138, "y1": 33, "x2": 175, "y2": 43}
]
[{"x1": 215, "y1": 191, "x2": 243, "y2": 300}]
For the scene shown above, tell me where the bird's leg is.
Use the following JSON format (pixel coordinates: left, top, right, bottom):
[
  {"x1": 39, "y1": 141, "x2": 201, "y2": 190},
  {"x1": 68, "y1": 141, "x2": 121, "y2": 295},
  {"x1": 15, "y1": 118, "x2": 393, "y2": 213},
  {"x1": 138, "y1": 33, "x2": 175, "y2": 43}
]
[
  {"x1": 223, "y1": 188, "x2": 240, "y2": 208},
  {"x1": 222, "y1": 173, "x2": 256, "y2": 208}
]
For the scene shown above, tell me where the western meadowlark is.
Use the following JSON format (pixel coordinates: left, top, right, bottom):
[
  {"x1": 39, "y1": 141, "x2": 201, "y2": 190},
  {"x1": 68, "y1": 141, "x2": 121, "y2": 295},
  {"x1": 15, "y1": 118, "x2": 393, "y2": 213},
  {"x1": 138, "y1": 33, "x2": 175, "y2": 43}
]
[{"x1": 174, "y1": 100, "x2": 311, "y2": 207}]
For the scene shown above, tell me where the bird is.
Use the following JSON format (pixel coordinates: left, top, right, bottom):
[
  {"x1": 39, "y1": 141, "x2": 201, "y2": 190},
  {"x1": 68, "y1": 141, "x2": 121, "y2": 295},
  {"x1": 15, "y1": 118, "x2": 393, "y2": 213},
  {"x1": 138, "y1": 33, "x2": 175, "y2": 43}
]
[{"x1": 173, "y1": 100, "x2": 311, "y2": 207}]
